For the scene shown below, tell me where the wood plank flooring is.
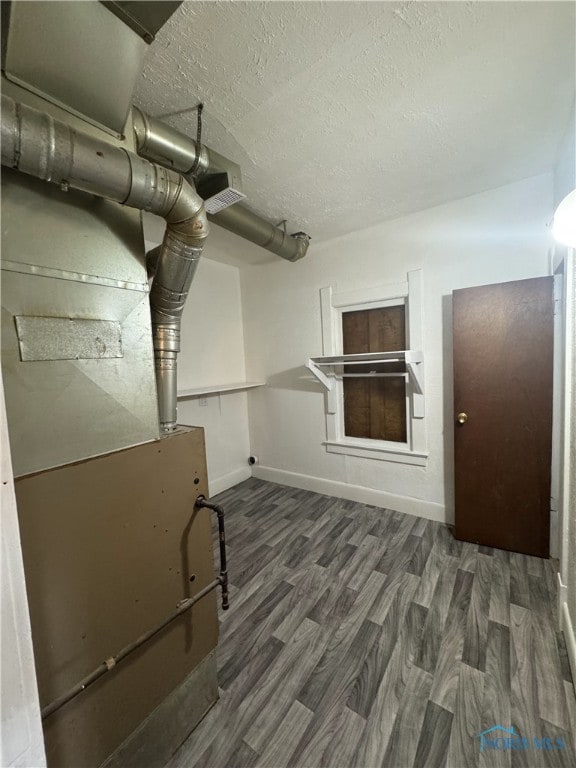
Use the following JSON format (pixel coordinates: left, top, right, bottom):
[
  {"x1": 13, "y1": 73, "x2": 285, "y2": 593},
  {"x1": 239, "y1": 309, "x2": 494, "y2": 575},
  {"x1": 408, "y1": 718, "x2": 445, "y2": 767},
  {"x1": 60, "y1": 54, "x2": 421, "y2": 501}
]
[{"x1": 167, "y1": 479, "x2": 576, "y2": 768}]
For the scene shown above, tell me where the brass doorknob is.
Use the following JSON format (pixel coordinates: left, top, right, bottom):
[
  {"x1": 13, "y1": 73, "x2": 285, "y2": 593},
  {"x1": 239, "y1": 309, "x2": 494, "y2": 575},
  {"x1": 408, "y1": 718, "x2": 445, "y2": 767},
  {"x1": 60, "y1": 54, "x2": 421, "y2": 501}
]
[{"x1": 457, "y1": 412, "x2": 468, "y2": 424}]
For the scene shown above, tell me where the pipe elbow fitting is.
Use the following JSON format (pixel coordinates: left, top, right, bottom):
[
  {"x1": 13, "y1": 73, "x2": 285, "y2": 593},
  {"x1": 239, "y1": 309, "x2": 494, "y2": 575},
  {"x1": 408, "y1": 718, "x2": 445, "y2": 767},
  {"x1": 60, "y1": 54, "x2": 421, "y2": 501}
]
[
  {"x1": 288, "y1": 232, "x2": 311, "y2": 262},
  {"x1": 166, "y1": 179, "x2": 210, "y2": 246},
  {"x1": 132, "y1": 106, "x2": 149, "y2": 155}
]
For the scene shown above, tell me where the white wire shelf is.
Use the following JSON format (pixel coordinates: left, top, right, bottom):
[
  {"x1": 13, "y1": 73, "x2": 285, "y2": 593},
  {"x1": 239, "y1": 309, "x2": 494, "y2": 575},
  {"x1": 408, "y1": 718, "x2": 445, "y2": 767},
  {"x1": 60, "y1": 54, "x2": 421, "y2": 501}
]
[
  {"x1": 177, "y1": 382, "x2": 265, "y2": 399},
  {"x1": 307, "y1": 350, "x2": 424, "y2": 417},
  {"x1": 308, "y1": 351, "x2": 423, "y2": 392}
]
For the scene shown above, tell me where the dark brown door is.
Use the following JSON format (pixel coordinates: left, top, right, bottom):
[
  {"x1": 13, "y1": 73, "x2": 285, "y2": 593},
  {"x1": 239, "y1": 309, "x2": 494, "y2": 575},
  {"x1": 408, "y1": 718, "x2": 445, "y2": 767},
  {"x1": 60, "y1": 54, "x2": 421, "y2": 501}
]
[{"x1": 453, "y1": 277, "x2": 554, "y2": 557}]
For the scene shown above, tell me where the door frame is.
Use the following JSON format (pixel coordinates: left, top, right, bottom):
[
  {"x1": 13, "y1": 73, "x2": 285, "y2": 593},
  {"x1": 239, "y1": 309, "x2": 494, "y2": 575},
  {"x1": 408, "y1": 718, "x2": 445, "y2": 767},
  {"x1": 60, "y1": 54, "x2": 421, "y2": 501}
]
[
  {"x1": 555, "y1": 249, "x2": 576, "y2": 682},
  {"x1": 550, "y1": 268, "x2": 564, "y2": 559}
]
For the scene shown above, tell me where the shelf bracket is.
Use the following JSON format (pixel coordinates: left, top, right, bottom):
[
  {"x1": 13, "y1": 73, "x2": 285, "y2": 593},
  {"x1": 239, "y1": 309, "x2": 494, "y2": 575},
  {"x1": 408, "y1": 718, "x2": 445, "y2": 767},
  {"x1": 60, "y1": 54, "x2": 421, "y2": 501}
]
[
  {"x1": 405, "y1": 351, "x2": 424, "y2": 418},
  {"x1": 307, "y1": 359, "x2": 338, "y2": 414},
  {"x1": 308, "y1": 350, "x2": 425, "y2": 419}
]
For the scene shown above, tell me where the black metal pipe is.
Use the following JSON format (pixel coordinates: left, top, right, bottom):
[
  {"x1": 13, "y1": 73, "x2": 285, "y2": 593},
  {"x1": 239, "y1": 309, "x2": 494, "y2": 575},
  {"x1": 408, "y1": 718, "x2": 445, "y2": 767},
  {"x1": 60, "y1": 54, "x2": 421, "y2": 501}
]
[
  {"x1": 195, "y1": 495, "x2": 229, "y2": 611},
  {"x1": 41, "y1": 578, "x2": 220, "y2": 720}
]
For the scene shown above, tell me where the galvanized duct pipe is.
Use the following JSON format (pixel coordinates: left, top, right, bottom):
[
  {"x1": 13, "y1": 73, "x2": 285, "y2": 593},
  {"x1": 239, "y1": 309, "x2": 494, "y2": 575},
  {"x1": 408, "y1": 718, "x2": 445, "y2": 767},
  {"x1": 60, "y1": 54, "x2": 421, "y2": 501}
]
[
  {"x1": 210, "y1": 204, "x2": 310, "y2": 261},
  {"x1": 133, "y1": 107, "x2": 210, "y2": 176},
  {"x1": 0, "y1": 94, "x2": 209, "y2": 432},
  {"x1": 133, "y1": 107, "x2": 310, "y2": 262}
]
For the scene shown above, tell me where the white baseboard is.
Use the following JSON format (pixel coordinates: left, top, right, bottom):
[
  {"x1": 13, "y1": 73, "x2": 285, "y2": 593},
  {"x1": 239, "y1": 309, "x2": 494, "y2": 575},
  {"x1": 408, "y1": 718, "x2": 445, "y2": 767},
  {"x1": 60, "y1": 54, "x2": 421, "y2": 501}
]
[
  {"x1": 253, "y1": 465, "x2": 445, "y2": 522},
  {"x1": 558, "y1": 572, "x2": 568, "y2": 630},
  {"x1": 209, "y1": 466, "x2": 252, "y2": 497},
  {"x1": 558, "y1": 573, "x2": 576, "y2": 690}
]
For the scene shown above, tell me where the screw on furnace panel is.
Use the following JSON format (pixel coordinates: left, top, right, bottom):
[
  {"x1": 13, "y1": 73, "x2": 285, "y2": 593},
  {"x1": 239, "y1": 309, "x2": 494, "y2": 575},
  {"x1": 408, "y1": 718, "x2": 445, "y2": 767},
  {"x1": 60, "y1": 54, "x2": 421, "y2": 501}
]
[{"x1": 199, "y1": 397, "x2": 208, "y2": 407}]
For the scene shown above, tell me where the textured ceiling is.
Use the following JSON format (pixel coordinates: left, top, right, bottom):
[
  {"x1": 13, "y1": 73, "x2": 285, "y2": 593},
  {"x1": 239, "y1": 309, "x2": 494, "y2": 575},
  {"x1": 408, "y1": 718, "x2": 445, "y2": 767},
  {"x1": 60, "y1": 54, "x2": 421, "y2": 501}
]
[{"x1": 134, "y1": 1, "x2": 575, "y2": 243}]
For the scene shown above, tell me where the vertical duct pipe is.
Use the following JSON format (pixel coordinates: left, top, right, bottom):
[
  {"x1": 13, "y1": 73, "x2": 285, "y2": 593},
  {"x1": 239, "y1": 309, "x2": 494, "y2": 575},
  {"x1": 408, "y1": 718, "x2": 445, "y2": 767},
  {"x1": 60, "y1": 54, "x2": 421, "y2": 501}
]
[{"x1": 0, "y1": 94, "x2": 208, "y2": 431}]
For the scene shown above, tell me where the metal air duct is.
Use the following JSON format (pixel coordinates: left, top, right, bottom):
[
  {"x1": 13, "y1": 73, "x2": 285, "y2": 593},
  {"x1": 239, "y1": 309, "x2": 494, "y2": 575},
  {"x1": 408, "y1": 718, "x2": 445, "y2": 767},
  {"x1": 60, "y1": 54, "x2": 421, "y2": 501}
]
[
  {"x1": 133, "y1": 107, "x2": 210, "y2": 175},
  {"x1": 1, "y1": 93, "x2": 208, "y2": 432},
  {"x1": 211, "y1": 204, "x2": 311, "y2": 261},
  {"x1": 133, "y1": 107, "x2": 311, "y2": 262}
]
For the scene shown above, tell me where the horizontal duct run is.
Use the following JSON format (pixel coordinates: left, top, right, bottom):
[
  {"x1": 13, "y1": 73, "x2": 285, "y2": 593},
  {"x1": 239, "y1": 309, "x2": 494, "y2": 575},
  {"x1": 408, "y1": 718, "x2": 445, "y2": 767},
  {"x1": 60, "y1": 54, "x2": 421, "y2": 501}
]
[
  {"x1": 0, "y1": 93, "x2": 208, "y2": 433},
  {"x1": 133, "y1": 107, "x2": 211, "y2": 176},
  {"x1": 211, "y1": 204, "x2": 310, "y2": 262},
  {"x1": 133, "y1": 108, "x2": 311, "y2": 262}
]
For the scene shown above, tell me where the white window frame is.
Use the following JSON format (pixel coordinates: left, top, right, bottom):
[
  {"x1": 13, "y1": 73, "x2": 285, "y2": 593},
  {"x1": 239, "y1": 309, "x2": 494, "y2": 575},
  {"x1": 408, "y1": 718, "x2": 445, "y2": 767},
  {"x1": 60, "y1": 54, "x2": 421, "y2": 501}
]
[{"x1": 314, "y1": 270, "x2": 427, "y2": 466}]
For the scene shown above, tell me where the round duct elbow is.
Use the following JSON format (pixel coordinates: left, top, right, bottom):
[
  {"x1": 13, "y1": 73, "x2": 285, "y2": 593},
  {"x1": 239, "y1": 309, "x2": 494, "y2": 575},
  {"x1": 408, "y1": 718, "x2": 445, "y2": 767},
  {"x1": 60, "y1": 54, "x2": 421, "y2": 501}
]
[
  {"x1": 289, "y1": 232, "x2": 312, "y2": 262},
  {"x1": 165, "y1": 182, "x2": 210, "y2": 246}
]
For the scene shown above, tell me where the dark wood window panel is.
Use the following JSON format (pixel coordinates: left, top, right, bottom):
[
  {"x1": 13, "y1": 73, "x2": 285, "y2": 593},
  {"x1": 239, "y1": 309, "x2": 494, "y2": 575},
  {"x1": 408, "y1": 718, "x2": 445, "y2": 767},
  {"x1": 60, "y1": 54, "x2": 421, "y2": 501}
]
[{"x1": 342, "y1": 306, "x2": 407, "y2": 443}]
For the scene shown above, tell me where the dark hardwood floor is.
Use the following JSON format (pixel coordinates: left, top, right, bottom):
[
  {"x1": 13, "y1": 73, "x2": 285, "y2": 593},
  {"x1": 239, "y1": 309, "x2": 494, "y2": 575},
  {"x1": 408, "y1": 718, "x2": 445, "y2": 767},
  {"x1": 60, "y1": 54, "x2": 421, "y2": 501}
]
[{"x1": 167, "y1": 479, "x2": 576, "y2": 768}]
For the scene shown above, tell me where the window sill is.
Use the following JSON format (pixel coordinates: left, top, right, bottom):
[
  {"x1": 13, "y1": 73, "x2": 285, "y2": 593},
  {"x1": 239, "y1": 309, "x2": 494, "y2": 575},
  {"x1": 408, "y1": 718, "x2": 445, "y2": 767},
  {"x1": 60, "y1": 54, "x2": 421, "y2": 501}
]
[{"x1": 323, "y1": 440, "x2": 428, "y2": 466}]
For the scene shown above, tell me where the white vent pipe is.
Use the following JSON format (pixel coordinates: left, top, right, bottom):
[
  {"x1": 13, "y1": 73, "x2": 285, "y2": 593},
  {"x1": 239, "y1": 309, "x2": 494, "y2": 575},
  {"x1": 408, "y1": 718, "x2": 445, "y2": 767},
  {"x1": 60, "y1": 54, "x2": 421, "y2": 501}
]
[{"x1": 0, "y1": 93, "x2": 208, "y2": 432}]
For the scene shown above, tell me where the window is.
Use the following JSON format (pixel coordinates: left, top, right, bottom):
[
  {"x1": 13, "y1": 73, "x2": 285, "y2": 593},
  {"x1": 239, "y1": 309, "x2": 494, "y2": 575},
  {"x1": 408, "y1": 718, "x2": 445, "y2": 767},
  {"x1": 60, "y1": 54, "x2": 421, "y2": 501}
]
[
  {"x1": 308, "y1": 270, "x2": 427, "y2": 466},
  {"x1": 342, "y1": 305, "x2": 407, "y2": 442}
]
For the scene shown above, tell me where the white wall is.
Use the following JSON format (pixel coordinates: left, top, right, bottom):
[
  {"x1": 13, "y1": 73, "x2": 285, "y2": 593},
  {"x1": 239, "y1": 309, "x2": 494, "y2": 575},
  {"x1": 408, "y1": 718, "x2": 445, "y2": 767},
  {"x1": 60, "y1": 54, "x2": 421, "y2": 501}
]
[
  {"x1": 554, "y1": 102, "x2": 576, "y2": 683},
  {"x1": 1, "y1": 375, "x2": 46, "y2": 768},
  {"x1": 559, "y1": 250, "x2": 576, "y2": 685},
  {"x1": 178, "y1": 257, "x2": 252, "y2": 496},
  {"x1": 143, "y1": 214, "x2": 252, "y2": 496},
  {"x1": 241, "y1": 173, "x2": 553, "y2": 522},
  {"x1": 554, "y1": 103, "x2": 576, "y2": 209},
  {"x1": 178, "y1": 256, "x2": 247, "y2": 391}
]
